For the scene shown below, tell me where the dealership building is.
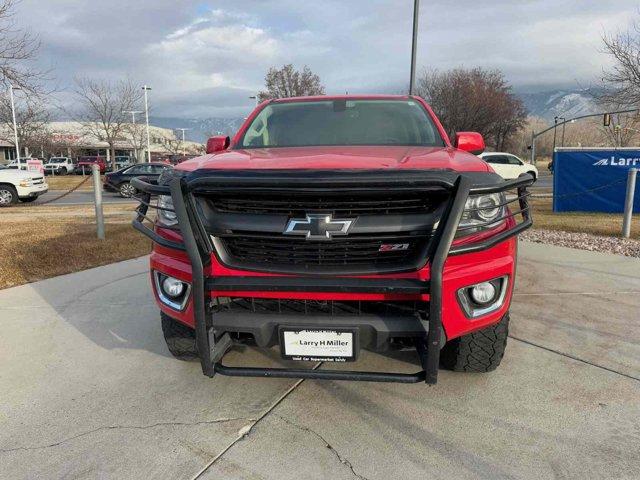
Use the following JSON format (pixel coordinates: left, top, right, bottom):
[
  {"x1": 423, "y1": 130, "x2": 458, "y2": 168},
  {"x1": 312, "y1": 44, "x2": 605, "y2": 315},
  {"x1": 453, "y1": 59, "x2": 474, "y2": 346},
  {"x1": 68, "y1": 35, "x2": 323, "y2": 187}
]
[{"x1": 0, "y1": 121, "x2": 204, "y2": 163}]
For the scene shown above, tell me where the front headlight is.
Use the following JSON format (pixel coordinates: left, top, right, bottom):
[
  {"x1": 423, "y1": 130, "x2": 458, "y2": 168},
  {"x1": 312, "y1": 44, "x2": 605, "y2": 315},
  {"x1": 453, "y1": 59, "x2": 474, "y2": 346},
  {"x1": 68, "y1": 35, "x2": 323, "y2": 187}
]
[
  {"x1": 457, "y1": 193, "x2": 505, "y2": 236},
  {"x1": 19, "y1": 180, "x2": 33, "y2": 187},
  {"x1": 157, "y1": 195, "x2": 178, "y2": 227}
]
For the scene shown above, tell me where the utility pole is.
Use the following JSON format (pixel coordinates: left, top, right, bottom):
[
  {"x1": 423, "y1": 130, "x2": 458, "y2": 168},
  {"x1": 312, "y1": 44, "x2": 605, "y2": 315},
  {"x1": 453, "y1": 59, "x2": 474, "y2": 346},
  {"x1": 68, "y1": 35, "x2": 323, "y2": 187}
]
[
  {"x1": 529, "y1": 108, "x2": 640, "y2": 165},
  {"x1": 559, "y1": 117, "x2": 566, "y2": 147},
  {"x1": 409, "y1": 0, "x2": 420, "y2": 95},
  {"x1": 9, "y1": 85, "x2": 21, "y2": 167},
  {"x1": 142, "y1": 85, "x2": 152, "y2": 162},
  {"x1": 249, "y1": 95, "x2": 258, "y2": 107},
  {"x1": 176, "y1": 128, "x2": 189, "y2": 157},
  {"x1": 552, "y1": 116, "x2": 558, "y2": 154}
]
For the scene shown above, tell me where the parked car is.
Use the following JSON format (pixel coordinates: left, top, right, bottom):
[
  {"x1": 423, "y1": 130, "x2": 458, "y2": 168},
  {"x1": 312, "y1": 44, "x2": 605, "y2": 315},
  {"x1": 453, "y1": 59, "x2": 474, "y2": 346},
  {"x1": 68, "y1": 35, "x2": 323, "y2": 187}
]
[
  {"x1": 479, "y1": 152, "x2": 538, "y2": 182},
  {"x1": 0, "y1": 167, "x2": 48, "y2": 206},
  {"x1": 114, "y1": 156, "x2": 135, "y2": 170},
  {"x1": 131, "y1": 95, "x2": 535, "y2": 386},
  {"x1": 6, "y1": 158, "x2": 32, "y2": 170},
  {"x1": 103, "y1": 162, "x2": 172, "y2": 197},
  {"x1": 76, "y1": 156, "x2": 106, "y2": 175},
  {"x1": 44, "y1": 157, "x2": 76, "y2": 175}
]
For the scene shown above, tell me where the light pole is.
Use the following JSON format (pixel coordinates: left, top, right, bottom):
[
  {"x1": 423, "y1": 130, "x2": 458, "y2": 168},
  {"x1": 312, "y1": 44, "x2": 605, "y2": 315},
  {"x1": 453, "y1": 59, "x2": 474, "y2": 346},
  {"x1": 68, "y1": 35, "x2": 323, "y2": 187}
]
[
  {"x1": 558, "y1": 117, "x2": 566, "y2": 147},
  {"x1": 123, "y1": 110, "x2": 143, "y2": 161},
  {"x1": 552, "y1": 116, "x2": 558, "y2": 154},
  {"x1": 142, "y1": 85, "x2": 152, "y2": 162},
  {"x1": 409, "y1": 0, "x2": 420, "y2": 95},
  {"x1": 9, "y1": 85, "x2": 21, "y2": 167},
  {"x1": 249, "y1": 95, "x2": 258, "y2": 107},
  {"x1": 123, "y1": 110, "x2": 142, "y2": 124},
  {"x1": 176, "y1": 128, "x2": 189, "y2": 157}
]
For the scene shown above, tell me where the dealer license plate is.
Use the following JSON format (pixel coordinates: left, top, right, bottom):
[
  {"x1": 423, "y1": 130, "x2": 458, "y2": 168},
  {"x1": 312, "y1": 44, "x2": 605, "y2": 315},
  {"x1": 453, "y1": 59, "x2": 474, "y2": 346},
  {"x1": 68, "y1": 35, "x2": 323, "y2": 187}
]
[{"x1": 280, "y1": 328, "x2": 357, "y2": 362}]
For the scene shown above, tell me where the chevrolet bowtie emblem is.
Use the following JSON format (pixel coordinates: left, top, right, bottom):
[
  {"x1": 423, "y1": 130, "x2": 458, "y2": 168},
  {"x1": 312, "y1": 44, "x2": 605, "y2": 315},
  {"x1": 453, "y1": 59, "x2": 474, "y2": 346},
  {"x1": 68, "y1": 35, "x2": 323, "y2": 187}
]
[{"x1": 284, "y1": 214, "x2": 354, "y2": 241}]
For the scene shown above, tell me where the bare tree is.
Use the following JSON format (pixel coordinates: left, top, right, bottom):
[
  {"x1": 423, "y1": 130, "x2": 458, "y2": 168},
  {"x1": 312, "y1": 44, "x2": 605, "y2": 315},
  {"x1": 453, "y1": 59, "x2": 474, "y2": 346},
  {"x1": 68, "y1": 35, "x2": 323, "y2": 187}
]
[
  {"x1": 123, "y1": 121, "x2": 146, "y2": 163},
  {"x1": 599, "y1": 23, "x2": 640, "y2": 108},
  {"x1": 0, "y1": 0, "x2": 44, "y2": 94},
  {"x1": 258, "y1": 64, "x2": 325, "y2": 102},
  {"x1": 0, "y1": 94, "x2": 49, "y2": 156},
  {"x1": 156, "y1": 133, "x2": 182, "y2": 156},
  {"x1": 73, "y1": 77, "x2": 143, "y2": 170},
  {"x1": 417, "y1": 67, "x2": 527, "y2": 151}
]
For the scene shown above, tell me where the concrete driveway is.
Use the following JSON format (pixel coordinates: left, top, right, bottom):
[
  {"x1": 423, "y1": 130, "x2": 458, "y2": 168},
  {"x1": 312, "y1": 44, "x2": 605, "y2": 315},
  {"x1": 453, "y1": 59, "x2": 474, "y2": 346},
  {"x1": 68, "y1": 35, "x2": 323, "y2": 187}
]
[{"x1": 1, "y1": 242, "x2": 639, "y2": 479}]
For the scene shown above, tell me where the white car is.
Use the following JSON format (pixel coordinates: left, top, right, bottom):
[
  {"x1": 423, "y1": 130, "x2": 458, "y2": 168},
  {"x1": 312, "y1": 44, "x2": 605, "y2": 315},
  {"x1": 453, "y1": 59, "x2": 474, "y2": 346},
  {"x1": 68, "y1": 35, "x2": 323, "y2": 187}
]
[
  {"x1": 479, "y1": 152, "x2": 538, "y2": 182},
  {"x1": 0, "y1": 168, "x2": 48, "y2": 206},
  {"x1": 44, "y1": 157, "x2": 76, "y2": 175}
]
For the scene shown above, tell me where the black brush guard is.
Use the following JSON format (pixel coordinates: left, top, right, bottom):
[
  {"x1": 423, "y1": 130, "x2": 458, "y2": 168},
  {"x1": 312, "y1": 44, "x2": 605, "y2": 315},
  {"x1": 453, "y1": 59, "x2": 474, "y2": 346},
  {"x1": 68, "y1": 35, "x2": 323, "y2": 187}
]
[{"x1": 132, "y1": 170, "x2": 533, "y2": 384}]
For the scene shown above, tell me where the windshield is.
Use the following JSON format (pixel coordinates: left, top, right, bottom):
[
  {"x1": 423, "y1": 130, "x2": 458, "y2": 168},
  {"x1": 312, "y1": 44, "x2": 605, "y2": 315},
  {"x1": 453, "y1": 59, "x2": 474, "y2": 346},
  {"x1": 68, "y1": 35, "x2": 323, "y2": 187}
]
[
  {"x1": 47, "y1": 158, "x2": 64, "y2": 163},
  {"x1": 238, "y1": 99, "x2": 445, "y2": 149}
]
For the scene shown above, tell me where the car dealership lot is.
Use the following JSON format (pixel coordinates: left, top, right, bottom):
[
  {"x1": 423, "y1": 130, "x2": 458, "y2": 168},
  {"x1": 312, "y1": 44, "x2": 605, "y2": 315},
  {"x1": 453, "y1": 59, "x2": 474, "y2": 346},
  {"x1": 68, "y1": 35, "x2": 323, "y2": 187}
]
[{"x1": 1, "y1": 242, "x2": 639, "y2": 479}]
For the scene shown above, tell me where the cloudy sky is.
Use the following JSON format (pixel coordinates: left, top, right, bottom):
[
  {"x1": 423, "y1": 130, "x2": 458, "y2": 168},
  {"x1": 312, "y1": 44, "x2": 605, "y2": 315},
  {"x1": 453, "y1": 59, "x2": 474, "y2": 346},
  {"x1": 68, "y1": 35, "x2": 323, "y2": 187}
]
[{"x1": 14, "y1": 0, "x2": 640, "y2": 118}]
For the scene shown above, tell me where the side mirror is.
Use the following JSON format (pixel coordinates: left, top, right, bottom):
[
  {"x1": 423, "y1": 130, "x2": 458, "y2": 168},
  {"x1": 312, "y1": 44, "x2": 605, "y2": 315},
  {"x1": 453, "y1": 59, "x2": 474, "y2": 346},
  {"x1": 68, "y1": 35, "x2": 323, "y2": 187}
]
[
  {"x1": 206, "y1": 135, "x2": 230, "y2": 154},
  {"x1": 454, "y1": 132, "x2": 485, "y2": 155}
]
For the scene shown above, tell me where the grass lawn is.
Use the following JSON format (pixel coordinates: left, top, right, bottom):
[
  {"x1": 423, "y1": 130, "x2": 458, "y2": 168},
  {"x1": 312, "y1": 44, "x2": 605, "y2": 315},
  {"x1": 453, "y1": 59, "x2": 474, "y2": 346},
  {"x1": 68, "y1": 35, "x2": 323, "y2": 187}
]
[
  {"x1": 531, "y1": 196, "x2": 640, "y2": 240},
  {"x1": 0, "y1": 204, "x2": 151, "y2": 289},
  {"x1": 46, "y1": 174, "x2": 98, "y2": 191}
]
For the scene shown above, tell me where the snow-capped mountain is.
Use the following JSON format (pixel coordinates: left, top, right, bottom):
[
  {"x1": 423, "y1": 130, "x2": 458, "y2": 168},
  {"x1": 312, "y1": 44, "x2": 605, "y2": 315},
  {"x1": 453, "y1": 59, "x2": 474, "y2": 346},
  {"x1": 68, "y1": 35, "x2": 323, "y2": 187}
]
[
  {"x1": 516, "y1": 88, "x2": 600, "y2": 122},
  {"x1": 149, "y1": 116, "x2": 246, "y2": 143}
]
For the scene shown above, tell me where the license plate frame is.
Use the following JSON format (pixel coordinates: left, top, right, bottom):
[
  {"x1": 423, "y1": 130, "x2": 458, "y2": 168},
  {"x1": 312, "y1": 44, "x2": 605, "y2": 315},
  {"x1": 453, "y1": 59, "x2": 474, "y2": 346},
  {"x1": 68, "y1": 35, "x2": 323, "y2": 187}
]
[{"x1": 279, "y1": 327, "x2": 359, "y2": 362}]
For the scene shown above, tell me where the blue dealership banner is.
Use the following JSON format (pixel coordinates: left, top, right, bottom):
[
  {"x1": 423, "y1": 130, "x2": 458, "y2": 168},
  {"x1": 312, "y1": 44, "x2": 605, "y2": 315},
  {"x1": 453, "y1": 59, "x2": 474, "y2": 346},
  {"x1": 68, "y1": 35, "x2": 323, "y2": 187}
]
[{"x1": 553, "y1": 149, "x2": 640, "y2": 213}]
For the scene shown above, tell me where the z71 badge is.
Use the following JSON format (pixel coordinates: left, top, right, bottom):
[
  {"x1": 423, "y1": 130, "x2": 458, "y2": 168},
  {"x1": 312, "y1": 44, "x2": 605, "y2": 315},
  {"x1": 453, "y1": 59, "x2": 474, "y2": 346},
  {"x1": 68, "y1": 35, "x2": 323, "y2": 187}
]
[{"x1": 378, "y1": 243, "x2": 410, "y2": 252}]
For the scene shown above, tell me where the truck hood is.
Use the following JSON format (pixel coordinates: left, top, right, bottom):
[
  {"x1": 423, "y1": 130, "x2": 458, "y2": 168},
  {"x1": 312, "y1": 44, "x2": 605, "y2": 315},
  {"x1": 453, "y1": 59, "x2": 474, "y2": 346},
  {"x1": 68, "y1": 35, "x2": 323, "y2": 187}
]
[
  {"x1": 0, "y1": 169, "x2": 39, "y2": 181},
  {"x1": 176, "y1": 146, "x2": 490, "y2": 173}
]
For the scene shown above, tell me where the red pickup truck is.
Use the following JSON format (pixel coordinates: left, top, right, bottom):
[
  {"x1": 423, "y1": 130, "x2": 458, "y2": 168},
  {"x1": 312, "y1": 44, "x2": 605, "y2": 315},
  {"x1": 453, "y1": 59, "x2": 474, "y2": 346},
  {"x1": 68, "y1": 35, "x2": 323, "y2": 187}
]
[
  {"x1": 76, "y1": 156, "x2": 107, "y2": 175},
  {"x1": 132, "y1": 95, "x2": 533, "y2": 385}
]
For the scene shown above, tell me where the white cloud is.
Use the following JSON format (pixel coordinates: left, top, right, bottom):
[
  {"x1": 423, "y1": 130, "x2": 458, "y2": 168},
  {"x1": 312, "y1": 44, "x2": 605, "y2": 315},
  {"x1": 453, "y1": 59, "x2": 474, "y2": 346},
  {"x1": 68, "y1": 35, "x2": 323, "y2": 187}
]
[{"x1": 12, "y1": 0, "x2": 640, "y2": 117}]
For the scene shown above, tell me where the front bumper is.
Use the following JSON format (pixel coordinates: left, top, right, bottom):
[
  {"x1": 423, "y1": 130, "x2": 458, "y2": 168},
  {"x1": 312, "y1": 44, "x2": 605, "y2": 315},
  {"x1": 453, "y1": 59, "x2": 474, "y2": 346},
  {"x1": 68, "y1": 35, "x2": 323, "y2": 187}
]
[
  {"x1": 17, "y1": 183, "x2": 48, "y2": 198},
  {"x1": 132, "y1": 170, "x2": 532, "y2": 384}
]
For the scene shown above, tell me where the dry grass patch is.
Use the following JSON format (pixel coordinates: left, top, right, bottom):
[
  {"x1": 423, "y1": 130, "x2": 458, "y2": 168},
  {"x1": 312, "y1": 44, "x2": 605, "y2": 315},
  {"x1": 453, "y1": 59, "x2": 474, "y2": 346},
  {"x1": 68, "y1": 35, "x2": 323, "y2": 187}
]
[
  {"x1": 46, "y1": 175, "x2": 97, "y2": 191},
  {"x1": 0, "y1": 205, "x2": 151, "y2": 289},
  {"x1": 531, "y1": 197, "x2": 640, "y2": 240}
]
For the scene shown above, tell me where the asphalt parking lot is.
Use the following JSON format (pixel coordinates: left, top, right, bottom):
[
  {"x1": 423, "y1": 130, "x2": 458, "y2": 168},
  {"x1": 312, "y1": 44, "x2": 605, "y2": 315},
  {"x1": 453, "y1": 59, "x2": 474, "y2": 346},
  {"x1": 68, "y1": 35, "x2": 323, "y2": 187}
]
[
  {"x1": 1, "y1": 242, "x2": 639, "y2": 479},
  {"x1": 36, "y1": 190, "x2": 136, "y2": 206}
]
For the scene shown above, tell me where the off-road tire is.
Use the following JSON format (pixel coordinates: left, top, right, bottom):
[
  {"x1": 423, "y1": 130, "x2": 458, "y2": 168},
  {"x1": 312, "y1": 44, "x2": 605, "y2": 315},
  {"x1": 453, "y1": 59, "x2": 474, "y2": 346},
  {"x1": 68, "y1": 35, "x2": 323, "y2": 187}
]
[
  {"x1": 0, "y1": 184, "x2": 18, "y2": 206},
  {"x1": 161, "y1": 311, "x2": 198, "y2": 360},
  {"x1": 439, "y1": 312, "x2": 510, "y2": 372}
]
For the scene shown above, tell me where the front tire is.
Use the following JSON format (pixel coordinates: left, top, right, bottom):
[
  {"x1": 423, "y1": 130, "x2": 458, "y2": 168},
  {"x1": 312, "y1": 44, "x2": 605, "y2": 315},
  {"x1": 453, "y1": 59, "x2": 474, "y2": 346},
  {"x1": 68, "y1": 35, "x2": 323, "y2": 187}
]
[
  {"x1": 161, "y1": 312, "x2": 198, "y2": 360},
  {"x1": 0, "y1": 185, "x2": 18, "y2": 206},
  {"x1": 440, "y1": 312, "x2": 510, "y2": 372}
]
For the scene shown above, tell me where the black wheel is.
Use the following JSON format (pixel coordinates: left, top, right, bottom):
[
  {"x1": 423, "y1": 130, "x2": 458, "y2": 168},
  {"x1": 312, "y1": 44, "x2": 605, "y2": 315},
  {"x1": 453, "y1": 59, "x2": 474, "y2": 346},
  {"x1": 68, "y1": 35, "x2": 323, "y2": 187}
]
[
  {"x1": 59, "y1": 167, "x2": 68, "y2": 176},
  {"x1": 119, "y1": 182, "x2": 137, "y2": 198},
  {"x1": 440, "y1": 312, "x2": 510, "y2": 372},
  {"x1": 161, "y1": 312, "x2": 198, "y2": 360},
  {"x1": 19, "y1": 197, "x2": 38, "y2": 203},
  {"x1": 0, "y1": 184, "x2": 18, "y2": 207}
]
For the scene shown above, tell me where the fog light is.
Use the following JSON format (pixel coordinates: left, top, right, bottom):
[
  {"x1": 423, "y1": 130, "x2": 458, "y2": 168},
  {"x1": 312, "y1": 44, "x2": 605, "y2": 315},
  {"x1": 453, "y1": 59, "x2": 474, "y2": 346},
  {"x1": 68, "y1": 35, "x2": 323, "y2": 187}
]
[
  {"x1": 162, "y1": 276, "x2": 185, "y2": 298},
  {"x1": 470, "y1": 282, "x2": 497, "y2": 305}
]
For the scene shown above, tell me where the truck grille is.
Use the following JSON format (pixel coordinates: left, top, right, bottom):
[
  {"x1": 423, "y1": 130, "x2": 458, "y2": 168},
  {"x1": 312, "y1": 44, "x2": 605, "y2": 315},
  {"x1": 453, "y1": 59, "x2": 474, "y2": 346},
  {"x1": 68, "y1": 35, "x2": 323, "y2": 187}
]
[
  {"x1": 211, "y1": 297, "x2": 426, "y2": 317},
  {"x1": 218, "y1": 233, "x2": 428, "y2": 268},
  {"x1": 209, "y1": 194, "x2": 440, "y2": 216}
]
